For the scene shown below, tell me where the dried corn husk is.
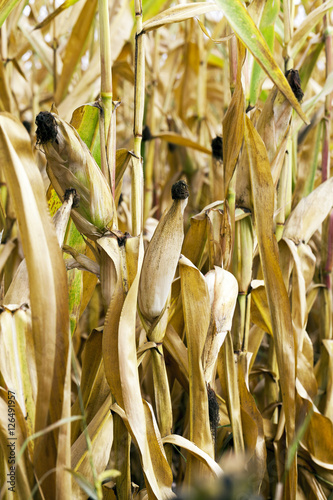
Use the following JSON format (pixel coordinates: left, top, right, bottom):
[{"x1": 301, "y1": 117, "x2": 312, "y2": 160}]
[
  {"x1": 36, "y1": 111, "x2": 115, "y2": 239},
  {"x1": 203, "y1": 266, "x2": 238, "y2": 385},
  {"x1": 138, "y1": 180, "x2": 189, "y2": 324},
  {"x1": 257, "y1": 69, "x2": 304, "y2": 164}
]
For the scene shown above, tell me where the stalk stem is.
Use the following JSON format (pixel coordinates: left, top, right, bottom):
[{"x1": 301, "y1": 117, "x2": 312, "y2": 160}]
[
  {"x1": 132, "y1": 0, "x2": 144, "y2": 235},
  {"x1": 52, "y1": 0, "x2": 57, "y2": 94},
  {"x1": 321, "y1": 8, "x2": 332, "y2": 332},
  {"x1": 98, "y1": 0, "x2": 116, "y2": 202},
  {"x1": 321, "y1": 14, "x2": 332, "y2": 183},
  {"x1": 144, "y1": 31, "x2": 159, "y2": 223}
]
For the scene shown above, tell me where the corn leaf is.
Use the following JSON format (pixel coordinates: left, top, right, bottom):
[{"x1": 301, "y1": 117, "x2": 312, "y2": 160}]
[
  {"x1": 0, "y1": 0, "x2": 21, "y2": 27},
  {"x1": 0, "y1": 113, "x2": 71, "y2": 497},
  {"x1": 142, "y1": 3, "x2": 220, "y2": 33},
  {"x1": 162, "y1": 434, "x2": 223, "y2": 477},
  {"x1": 103, "y1": 238, "x2": 174, "y2": 498},
  {"x1": 34, "y1": 0, "x2": 81, "y2": 31},
  {"x1": 283, "y1": 177, "x2": 333, "y2": 244},
  {"x1": 153, "y1": 131, "x2": 211, "y2": 155},
  {"x1": 245, "y1": 115, "x2": 297, "y2": 499},
  {"x1": 290, "y1": 0, "x2": 333, "y2": 58},
  {"x1": 216, "y1": 0, "x2": 308, "y2": 123},
  {"x1": 179, "y1": 255, "x2": 214, "y2": 484}
]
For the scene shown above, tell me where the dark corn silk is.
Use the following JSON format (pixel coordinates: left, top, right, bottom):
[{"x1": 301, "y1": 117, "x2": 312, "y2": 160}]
[
  {"x1": 35, "y1": 111, "x2": 115, "y2": 239},
  {"x1": 142, "y1": 125, "x2": 152, "y2": 142},
  {"x1": 285, "y1": 69, "x2": 304, "y2": 103},
  {"x1": 36, "y1": 112, "x2": 58, "y2": 144},
  {"x1": 64, "y1": 188, "x2": 80, "y2": 208},
  {"x1": 207, "y1": 383, "x2": 220, "y2": 442},
  {"x1": 171, "y1": 180, "x2": 189, "y2": 200},
  {"x1": 211, "y1": 136, "x2": 223, "y2": 161}
]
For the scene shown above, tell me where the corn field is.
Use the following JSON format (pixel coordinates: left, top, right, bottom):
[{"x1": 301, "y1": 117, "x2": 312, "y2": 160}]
[{"x1": 0, "y1": 0, "x2": 333, "y2": 498}]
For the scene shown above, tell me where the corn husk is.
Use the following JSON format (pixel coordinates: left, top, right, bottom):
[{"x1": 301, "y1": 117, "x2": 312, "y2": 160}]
[
  {"x1": 35, "y1": 111, "x2": 115, "y2": 239},
  {"x1": 257, "y1": 69, "x2": 304, "y2": 164},
  {"x1": 138, "y1": 180, "x2": 189, "y2": 324},
  {"x1": 203, "y1": 266, "x2": 238, "y2": 385}
]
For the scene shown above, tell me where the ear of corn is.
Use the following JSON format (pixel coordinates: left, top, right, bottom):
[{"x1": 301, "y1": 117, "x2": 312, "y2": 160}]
[
  {"x1": 203, "y1": 266, "x2": 238, "y2": 385},
  {"x1": 138, "y1": 180, "x2": 189, "y2": 325},
  {"x1": 36, "y1": 111, "x2": 115, "y2": 239}
]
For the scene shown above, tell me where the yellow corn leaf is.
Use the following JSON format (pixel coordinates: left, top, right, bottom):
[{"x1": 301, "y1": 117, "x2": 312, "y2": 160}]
[
  {"x1": 232, "y1": 215, "x2": 253, "y2": 293},
  {"x1": 217, "y1": 331, "x2": 244, "y2": 454},
  {"x1": 97, "y1": 235, "x2": 121, "y2": 310},
  {"x1": 0, "y1": 239, "x2": 16, "y2": 274},
  {"x1": 53, "y1": 193, "x2": 76, "y2": 246},
  {"x1": 281, "y1": 239, "x2": 309, "y2": 348},
  {"x1": 206, "y1": 209, "x2": 224, "y2": 268},
  {"x1": 112, "y1": 412, "x2": 131, "y2": 500},
  {"x1": 103, "y1": 238, "x2": 174, "y2": 499},
  {"x1": 283, "y1": 177, "x2": 333, "y2": 244},
  {"x1": 248, "y1": 324, "x2": 266, "y2": 371},
  {"x1": 238, "y1": 355, "x2": 267, "y2": 491},
  {"x1": 0, "y1": 113, "x2": 71, "y2": 498},
  {"x1": 33, "y1": 0, "x2": 81, "y2": 30},
  {"x1": 142, "y1": 401, "x2": 176, "y2": 490},
  {"x1": 217, "y1": 0, "x2": 308, "y2": 123},
  {"x1": 162, "y1": 434, "x2": 223, "y2": 478},
  {"x1": 322, "y1": 340, "x2": 333, "y2": 423},
  {"x1": 179, "y1": 255, "x2": 214, "y2": 484},
  {"x1": 299, "y1": 467, "x2": 327, "y2": 500},
  {"x1": 79, "y1": 246, "x2": 99, "y2": 318},
  {"x1": 256, "y1": 86, "x2": 292, "y2": 165},
  {"x1": 164, "y1": 323, "x2": 189, "y2": 381},
  {"x1": 71, "y1": 327, "x2": 110, "y2": 444},
  {"x1": 0, "y1": 0, "x2": 20, "y2": 27},
  {"x1": 115, "y1": 149, "x2": 133, "y2": 205},
  {"x1": 197, "y1": 18, "x2": 233, "y2": 43},
  {"x1": 153, "y1": 131, "x2": 211, "y2": 155},
  {"x1": 142, "y1": 3, "x2": 220, "y2": 33},
  {"x1": 290, "y1": 0, "x2": 333, "y2": 59},
  {"x1": 223, "y1": 43, "x2": 245, "y2": 197},
  {"x1": 125, "y1": 235, "x2": 141, "y2": 290},
  {"x1": 296, "y1": 381, "x2": 333, "y2": 470},
  {"x1": 0, "y1": 305, "x2": 36, "y2": 446},
  {"x1": 182, "y1": 202, "x2": 249, "y2": 269},
  {"x1": 4, "y1": 259, "x2": 30, "y2": 305},
  {"x1": 182, "y1": 210, "x2": 209, "y2": 269},
  {"x1": 245, "y1": 115, "x2": 296, "y2": 499},
  {"x1": 0, "y1": 60, "x2": 14, "y2": 113},
  {"x1": 111, "y1": 403, "x2": 175, "y2": 500},
  {"x1": 251, "y1": 281, "x2": 273, "y2": 335},
  {"x1": 316, "y1": 340, "x2": 333, "y2": 422},
  {"x1": 294, "y1": 71, "x2": 333, "y2": 134},
  {"x1": 71, "y1": 395, "x2": 113, "y2": 498}
]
